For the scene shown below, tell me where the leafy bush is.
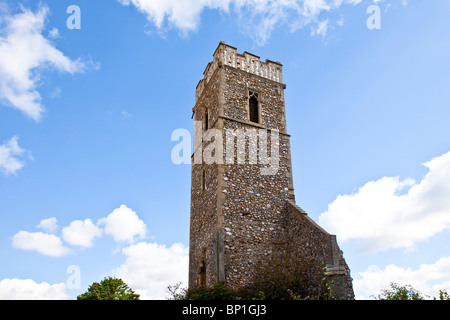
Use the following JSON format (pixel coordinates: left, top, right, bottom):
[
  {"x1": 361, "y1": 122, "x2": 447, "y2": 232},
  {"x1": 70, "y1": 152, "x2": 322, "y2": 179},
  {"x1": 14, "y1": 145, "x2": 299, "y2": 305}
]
[
  {"x1": 167, "y1": 259, "x2": 335, "y2": 301},
  {"x1": 376, "y1": 282, "x2": 425, "y2": 300},
  {"x1": 436, "y1": 290, "x2": 450, "y2": 300},
  {"x1": 182, "y1": 282, "x2": 240, "y2": 300},
  {"x1": 376, "y1": 283, "x2": 450, "y2": 300}
]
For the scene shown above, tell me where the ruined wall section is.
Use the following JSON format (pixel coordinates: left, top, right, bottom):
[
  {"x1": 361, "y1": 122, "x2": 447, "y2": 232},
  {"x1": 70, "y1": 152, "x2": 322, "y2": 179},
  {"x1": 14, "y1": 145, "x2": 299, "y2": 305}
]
[{"x1": 283, "y1": 201, "x2": 355, "y2": 300}]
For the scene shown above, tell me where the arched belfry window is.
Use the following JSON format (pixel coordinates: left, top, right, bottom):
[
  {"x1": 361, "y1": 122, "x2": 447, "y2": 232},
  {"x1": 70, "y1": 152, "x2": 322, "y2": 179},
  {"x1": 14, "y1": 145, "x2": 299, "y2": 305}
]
[{"x1": 249, "y1": 91, "x2": 259, "y2": 123}]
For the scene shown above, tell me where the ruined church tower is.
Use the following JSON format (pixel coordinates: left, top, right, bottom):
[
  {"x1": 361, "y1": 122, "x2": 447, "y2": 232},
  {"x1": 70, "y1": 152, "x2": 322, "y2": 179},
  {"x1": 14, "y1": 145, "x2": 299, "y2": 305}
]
[{"x1": 189, "y1": 42, "x2": 354, "y2": 299}]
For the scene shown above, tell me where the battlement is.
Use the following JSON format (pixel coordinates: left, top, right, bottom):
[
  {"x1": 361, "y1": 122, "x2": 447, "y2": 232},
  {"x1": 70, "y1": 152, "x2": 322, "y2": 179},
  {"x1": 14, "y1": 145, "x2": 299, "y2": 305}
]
[{"x1": 196, "y1": 42, "x2": 283, "y2": 102}]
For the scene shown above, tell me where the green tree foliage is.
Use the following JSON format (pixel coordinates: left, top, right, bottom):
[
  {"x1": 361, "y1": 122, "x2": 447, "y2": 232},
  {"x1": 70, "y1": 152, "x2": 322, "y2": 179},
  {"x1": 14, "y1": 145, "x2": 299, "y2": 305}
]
[
  {"x1": 376, "y1": 283, "x2": 450, "y2": 300},
  {"x1": 170, "y1": 280, "x2": 449, "y2": 301},
  {"x1": 77, "y1": 277, "x2": 140, "y2": 300},
  {"x1": 436, "y1": 290, "x2": 450, "y2": 300},
  {"x1": 376, "y1": 282, "x2": 425, "y2": 300}
]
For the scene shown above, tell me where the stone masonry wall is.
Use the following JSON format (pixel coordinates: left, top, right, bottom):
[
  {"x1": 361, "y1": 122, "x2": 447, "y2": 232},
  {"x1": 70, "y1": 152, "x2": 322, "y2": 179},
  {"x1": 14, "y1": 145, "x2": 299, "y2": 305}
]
[
  {"x1": 283, "y1": 201, "x2": 355, "y2": 299},
  {"x1": 222, "y1": 66, "x2": 287, "y2": 134},
  {"x1": 189, "y1": 65, "x2": 222, "y2": 287},
  {"x1": 189, "y1": 162, "x2": 219, "y2": 288},
  {"x1": 220, "y1": 123, "x2": 293, "y2": 288},
  {"x1": 189, "y1": 42, "x2": 354, "y2": 299}
]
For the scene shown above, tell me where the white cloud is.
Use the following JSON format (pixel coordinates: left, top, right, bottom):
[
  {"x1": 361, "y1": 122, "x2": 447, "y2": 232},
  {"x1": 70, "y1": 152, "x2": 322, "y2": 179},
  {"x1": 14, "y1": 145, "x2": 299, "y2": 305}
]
[
  {"x1": 302, "y1": 0, "x2": 331, "y2": 16},
  {"x1": 12, "y1": 205, "x2": 148, "y2": 257},
  {"x1": 98, "y1": 205, "x2": 147, "y2": 243},
  {"x1": 0, "y1": 5, "x2": 87, "y2": 121},
  {"x1": 118, "y1": 0, "x2": 231, "y2": 34},
  {"x1": 8, "y1": 207, "x2": 188, "y2": 301},
  {"x1": 48, "y1": 27, "x2": 59, "y2": 39},
  {"x1": 61, "y1": 219, "x2": 103, "y2": 248},
  {"x1": 121, "y1": 111, "x2": 133, "y2": 118},
  {"x1": 11, "y1": 231, "x2": 71, "y2": 257},
  {"x1": 112, "y1": 241, "x2": 189, "y2": 299},
  {"x1": 310, "y1": 19, "x2": 329, "y2": 37},
  {"x1": 319, "y1": 150, "x2": 450, "y2": 253},
  {"x1": 354, "y1": 256, "x2": 450, "y2": 299},
  {"x1": 49, "y1": 87, "x2": 62, "y2": 99},
  {"x1": 37, "y1": 217, "x2": 58, "y2": 234},
  {"x1": 0, "y1": 136, "x2": 31, "y2": 175},
  {"x1": 118, "y1": 0, "x2": 363, "y2": 45},
  {"x1": 0, "y1": 278, "x2": 68, "y2": 300}
]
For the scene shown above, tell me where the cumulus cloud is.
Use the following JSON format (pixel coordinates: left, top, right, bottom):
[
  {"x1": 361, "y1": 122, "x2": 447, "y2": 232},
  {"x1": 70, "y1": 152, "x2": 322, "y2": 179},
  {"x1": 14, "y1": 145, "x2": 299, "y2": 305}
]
[
  {"x1": 0, "y1": 5, "x2": 87, "y2": 121},
  {"x1": 319, "y1": 150, "x2": 450, "y2": 253},
  {"x1": 61, "y1": 219, "x2": 103, "y2": 248},
  {"x1": 11, "y1": 231, "x2": 71, "y2": 257},
  {"x1": 0, "y1": 136, "x2": 31, "y2": 175},
  {"x1": 8, "y1": 206, "x2": 189, "y2": 300},
  {"x1": 12, "y1": 204, "x2": 148, "y2": 257},
  {"x1": 118, "y1": 0, "x2": 363, "y2": 45},
  {"x1": 0, "y1": 278, "x2": 68, "y2": 300},
  {"x1": 118, "y1": 0, "x2": 230, "y2": 33},
  {"x1": 354, "y1": 256, "x2": 450, "y2": 299},
  {"x1": 98, "y1": 205, "x2": 147, "y2": 243},
  {"x1": 112, "y1": 241, "x2": 189, "y2": 299},
  {"x1": 37, "y1": 217, "x2": 58, "y2": 234}
]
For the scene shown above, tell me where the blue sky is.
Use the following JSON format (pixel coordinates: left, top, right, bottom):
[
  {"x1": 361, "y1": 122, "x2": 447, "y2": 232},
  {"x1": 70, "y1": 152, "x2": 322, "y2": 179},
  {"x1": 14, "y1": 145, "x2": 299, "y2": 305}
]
[{"x1": 0, "y1": 0, "x2": 449, "y2": 299}]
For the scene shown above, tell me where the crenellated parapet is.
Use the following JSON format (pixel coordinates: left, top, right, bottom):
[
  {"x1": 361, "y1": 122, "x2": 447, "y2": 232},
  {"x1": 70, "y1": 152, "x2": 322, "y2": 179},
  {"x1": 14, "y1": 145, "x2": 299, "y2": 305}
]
[{"x1": 196, "y1": 42, "x2": 283, "y2": 102}]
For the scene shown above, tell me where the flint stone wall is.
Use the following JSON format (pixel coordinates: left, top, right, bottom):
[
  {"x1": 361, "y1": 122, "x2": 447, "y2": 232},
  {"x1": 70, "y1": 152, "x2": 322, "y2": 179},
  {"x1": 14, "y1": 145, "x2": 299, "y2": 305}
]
[{"x1": 189, "y1": 42, "x2": 354, "y2": 300}]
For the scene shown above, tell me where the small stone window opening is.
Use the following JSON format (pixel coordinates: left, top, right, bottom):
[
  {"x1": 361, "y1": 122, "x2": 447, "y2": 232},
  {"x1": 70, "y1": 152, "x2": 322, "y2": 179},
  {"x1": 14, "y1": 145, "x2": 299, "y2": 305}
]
[
  {"x1": 249, "y1": 91, "x2": 259, "y2": 123},
  {"x1": 198, "y1": 260, "x2": 206, "y2": 288},
  {"x1": 202, "y1": 169, "x2": 206, "y2": 192},
  {"x1": 204, "y1": 109, "x2": 209, "y2": 131}
]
